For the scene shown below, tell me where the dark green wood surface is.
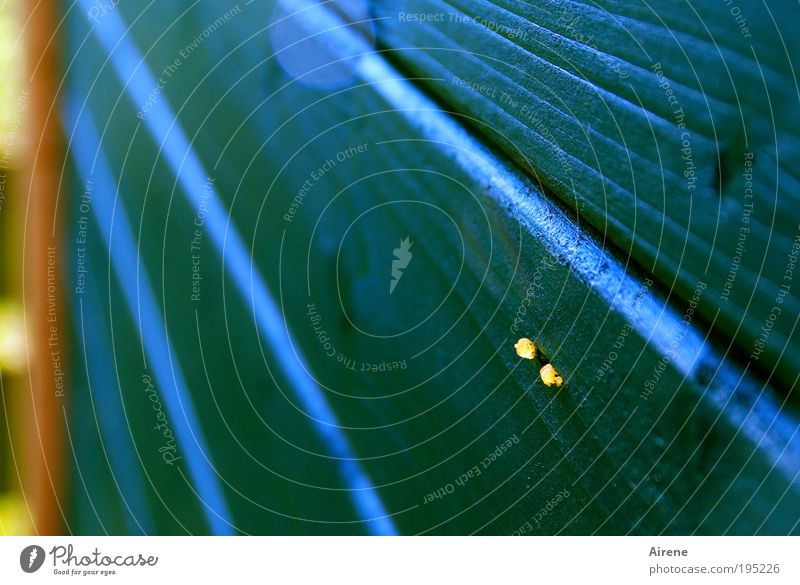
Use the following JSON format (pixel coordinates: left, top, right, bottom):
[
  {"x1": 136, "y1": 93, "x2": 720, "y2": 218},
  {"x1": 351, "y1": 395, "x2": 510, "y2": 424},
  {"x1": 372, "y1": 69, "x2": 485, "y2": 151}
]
[
  {"x1": 60, "y1": 0, "x2": 800, "y2": 534},
  {"x1": 371, "y1": 0, "x2": 800, "y2": 390}
]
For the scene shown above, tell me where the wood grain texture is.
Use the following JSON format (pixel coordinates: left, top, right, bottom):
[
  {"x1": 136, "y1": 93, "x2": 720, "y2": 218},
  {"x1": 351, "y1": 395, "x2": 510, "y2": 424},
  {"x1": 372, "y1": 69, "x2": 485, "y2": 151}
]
[
  {"x1": 370, "y1": 0, "x2": 800, "y2": 390},
  {"x1": 59, "y1": 0, "x2": 800, "y2": 534}
]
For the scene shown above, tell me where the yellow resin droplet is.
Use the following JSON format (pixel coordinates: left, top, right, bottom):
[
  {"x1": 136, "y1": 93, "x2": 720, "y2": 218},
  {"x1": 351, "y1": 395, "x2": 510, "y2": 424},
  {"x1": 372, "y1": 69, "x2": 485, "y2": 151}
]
[
  {"x1": 514, "y1": 338, "x2": 536, "y2": 360},
  {"x1": 539, "y1": 363, "x2": 563, "y2": 388}
]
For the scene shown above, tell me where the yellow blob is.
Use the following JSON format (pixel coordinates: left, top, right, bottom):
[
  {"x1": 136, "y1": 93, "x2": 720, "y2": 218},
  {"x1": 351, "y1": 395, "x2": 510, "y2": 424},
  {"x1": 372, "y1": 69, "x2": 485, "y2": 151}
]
[
  {"x1": 539, "y1": 363, "x2": 563, "y2": 388},
  {"x1": 514, "y1": 338, "x2": 536, "y2": 360}
]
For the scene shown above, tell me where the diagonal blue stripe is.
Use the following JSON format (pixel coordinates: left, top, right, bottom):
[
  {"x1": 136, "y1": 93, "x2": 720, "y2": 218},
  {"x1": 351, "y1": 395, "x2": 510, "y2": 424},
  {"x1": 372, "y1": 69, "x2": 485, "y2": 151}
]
[
  {"x1": 64, "y1": 96, "x2": 235, "y2": 535},
  {"x1": 72, "y1": 272, "x2": 156, "y2": 535},
  {"x1": 75, "y1": 0, "x2": 397, "y2": 534}
]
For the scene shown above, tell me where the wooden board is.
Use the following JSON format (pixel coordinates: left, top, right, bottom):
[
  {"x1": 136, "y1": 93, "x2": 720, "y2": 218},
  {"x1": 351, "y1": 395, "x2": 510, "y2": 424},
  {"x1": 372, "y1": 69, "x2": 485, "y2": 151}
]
[{"x1": 58, "y1": 0, "x2": 800, "y2": 534}]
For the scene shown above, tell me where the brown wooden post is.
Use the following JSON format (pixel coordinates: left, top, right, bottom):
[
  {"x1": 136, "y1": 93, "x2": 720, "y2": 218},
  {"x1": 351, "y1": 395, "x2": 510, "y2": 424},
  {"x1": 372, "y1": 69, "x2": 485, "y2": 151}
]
[{"x1": 21, "y1": 0, "x2": 66, "y2": 535}]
